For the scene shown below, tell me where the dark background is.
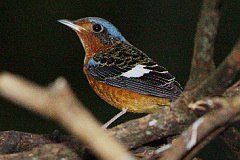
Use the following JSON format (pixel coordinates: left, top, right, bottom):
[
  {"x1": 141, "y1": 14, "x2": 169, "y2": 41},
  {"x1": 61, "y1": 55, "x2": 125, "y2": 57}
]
[{"x1": 1, "y1": 0, "x2": 239, "y2": 159}]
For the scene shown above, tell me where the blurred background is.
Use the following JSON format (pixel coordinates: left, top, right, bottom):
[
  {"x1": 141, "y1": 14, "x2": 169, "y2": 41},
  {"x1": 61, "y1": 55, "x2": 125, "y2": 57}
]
[{"x1": 1, "y1": 0, "x2": 239, "y2": 159}]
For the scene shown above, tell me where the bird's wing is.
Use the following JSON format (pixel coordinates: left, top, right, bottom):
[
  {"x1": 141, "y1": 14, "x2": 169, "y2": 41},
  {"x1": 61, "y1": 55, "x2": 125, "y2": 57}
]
[{"x1": 86, "y1": 43, "x2": 182, "y2": 101}]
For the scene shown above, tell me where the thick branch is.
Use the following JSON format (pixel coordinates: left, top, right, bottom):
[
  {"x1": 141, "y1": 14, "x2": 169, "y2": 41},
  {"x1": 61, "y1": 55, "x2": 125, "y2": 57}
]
[
  {"x1": 220, "y1": 81, "x2": 240, "y2": 158},
  {"x1": 108, "y1": 107, "x2": 194, "y2": 149},
  {"x1": 0, "y1": 131, "x2": 52, "y2": 154},
  {"x1": 0, "y1": 73, "x2": 134, "y2": 160},
  {"x1": 159, "y1": 95, "x2": 240, "y2": 160},
  {"x1": 0, "y1": 2, "x2": 239, "y2": 159},
  {"x1": 185, "y1": 0, "x2": 222, "y2": 90},
  {"x1": 180, "y1": 39, "x2": 240, "y2": 106},
  {"x1": 185, "y1": 80, "x2": 240, "y2": 159},
  {"x1": 0, "y1": 144, "x2": 79, "y2": 159},
  {"x1": 107, "y1": 39, "x2": 240, "y2": 149}
]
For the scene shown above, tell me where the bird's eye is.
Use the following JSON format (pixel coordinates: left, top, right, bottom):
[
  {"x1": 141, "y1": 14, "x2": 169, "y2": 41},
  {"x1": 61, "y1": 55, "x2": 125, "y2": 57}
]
[{"x1": 92, "y1": 24, "x2": 103, "y2": 33}]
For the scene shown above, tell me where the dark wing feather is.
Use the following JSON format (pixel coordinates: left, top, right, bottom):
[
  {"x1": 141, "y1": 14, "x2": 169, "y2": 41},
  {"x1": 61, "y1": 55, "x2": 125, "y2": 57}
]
[{"x1": 87, "y1": 42, "x2": 182, "y2": 101}]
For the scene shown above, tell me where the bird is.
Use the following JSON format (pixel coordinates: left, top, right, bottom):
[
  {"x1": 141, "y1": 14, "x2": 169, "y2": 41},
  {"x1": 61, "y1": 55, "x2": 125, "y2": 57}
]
[{"x1": 58, "y1": 17, "x2": 182, "y2": 128}]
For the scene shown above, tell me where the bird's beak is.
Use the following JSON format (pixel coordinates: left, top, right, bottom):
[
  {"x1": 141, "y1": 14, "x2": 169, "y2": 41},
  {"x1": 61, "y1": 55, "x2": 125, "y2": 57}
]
[{"x1": 58, "y1": 19, "x2": 86, "y2": 32}]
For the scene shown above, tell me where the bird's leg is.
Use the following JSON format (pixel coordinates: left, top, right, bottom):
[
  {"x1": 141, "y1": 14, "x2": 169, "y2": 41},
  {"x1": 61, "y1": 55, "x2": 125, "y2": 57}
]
[{"x1": 102, "y1": 108, "x2": 128, "y2": 129}]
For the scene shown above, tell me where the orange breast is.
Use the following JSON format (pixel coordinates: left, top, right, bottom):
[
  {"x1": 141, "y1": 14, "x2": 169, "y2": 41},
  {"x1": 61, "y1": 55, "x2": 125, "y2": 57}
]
[{"x1": 85, "y1": 73, "x2": 170, "y2": 113}]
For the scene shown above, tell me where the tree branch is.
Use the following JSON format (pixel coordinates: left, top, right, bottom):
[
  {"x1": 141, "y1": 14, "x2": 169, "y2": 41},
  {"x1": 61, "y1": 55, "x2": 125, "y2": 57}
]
[
  {"x1": 185, "y1": 0, "x2": 222, "y2": 90},
  {"x1": 0, "y1": 1, "x2": 239, "y2": 159},
  {"x1": 179, "y1": 38, "x2": 240, "y2": 105},
  {"x1": 108, "y1": 106, "x2": 194, "y2": 149},
  {"x1": 0, "y1": 73, "x2": 135, "y2": 160},
  {"x1": 0, "y1": 144, "x2": 79, "y2": 159},
  {"x1": 109, "y1": 38, "x2": 240, "y2": 149},
  {"x1": 159, "y1": 95, "x2": 240, "y2": 160}
]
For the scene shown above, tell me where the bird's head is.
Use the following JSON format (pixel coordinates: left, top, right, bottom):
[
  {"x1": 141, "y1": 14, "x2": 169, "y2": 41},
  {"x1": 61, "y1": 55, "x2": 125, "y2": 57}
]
[{"x1": 58, "y1": 17, "x2": 127, "y2": 57}]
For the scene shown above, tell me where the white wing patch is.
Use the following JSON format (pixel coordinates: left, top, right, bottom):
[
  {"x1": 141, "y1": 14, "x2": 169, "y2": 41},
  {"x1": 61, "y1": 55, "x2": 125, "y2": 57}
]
[{"x1": 122, "y1": 65, "x2": 151, "y2": 78}]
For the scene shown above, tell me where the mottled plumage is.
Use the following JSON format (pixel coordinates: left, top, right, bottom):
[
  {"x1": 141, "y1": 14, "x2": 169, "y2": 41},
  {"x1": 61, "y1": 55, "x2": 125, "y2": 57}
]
[{"x1": 87, "y1": 41, "x2": 182, "y2": 101}]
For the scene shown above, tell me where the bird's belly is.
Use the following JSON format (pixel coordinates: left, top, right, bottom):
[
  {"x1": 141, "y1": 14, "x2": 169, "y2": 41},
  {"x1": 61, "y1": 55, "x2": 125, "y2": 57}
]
[{"x1": 86, "y1": 75, "x2": 170, "y2": 113}]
